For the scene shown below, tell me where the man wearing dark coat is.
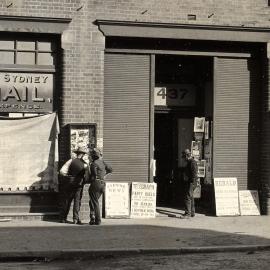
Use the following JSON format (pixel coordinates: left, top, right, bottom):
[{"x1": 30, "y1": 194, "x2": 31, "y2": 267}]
[
  {"x1": 88, "y1": 148, "x2": 112, "y2": 225},
  {"x1": 59, "y1": 146, "x2": 89, "y2": 224},
  {"x1": 181, "y1": 148, "x2": 198, "y2": 219}
]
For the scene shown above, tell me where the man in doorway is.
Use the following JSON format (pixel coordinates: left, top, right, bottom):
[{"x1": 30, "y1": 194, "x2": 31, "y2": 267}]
[{"x1": 181, "y1": 149, "x2": 198, "y2": 219}]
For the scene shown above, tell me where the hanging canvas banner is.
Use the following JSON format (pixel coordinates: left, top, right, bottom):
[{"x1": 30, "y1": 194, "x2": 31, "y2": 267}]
[{"x1": 0, "y1": 113, "x2": 59, "y2": 191}]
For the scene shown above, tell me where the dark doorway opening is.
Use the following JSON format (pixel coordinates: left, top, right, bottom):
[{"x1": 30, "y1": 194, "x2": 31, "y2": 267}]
[{"x1": 154, "y1": 55, "x2": 213, "y2": 209}]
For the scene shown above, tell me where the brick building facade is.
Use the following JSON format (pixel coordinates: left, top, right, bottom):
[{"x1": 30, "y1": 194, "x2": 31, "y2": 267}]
[{"x1": 0, "y1": 0, "x2": 270, "y2": 220}]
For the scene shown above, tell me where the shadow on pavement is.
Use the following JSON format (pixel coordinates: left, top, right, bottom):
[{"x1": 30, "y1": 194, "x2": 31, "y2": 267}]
[{"x1": 0, "y1": 223, "x2": 270, "y2": 255}]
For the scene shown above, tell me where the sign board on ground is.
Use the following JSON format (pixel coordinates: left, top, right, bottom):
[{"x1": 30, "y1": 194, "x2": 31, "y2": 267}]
[
  {"x1": 239, "y1": 190, "x2": 260, "y2": 216},
  {"x1": 105, "y1": 182, "x2": 130, "y2": 218},
  {"x1": 130, "y1": 182, "x2": 157, "y2": 219},
  {"x1": 214, "y1": 177, "x2": 240, "y2": 216}
]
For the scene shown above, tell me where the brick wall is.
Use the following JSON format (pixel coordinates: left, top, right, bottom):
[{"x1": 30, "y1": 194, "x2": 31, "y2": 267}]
[{"x1": 1, "y1": 0, "x2": 270, "y2": 217}]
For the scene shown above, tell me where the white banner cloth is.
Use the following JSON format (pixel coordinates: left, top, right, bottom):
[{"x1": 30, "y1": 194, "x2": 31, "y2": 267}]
[{"x1": 0, "y1": 113, "x2": 59, "y2": 191}]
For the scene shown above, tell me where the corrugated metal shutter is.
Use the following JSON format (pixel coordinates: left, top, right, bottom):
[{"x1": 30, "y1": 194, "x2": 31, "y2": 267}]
[
  {"x1": 213, "y1": 57, "x2": 250, "y2": 190},
  {"x1": 104, "y1": 53, "x2": 150, "y2": 182}
]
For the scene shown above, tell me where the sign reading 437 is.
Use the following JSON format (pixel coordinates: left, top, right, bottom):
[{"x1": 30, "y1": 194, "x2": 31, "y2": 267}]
[{"x1": 154, "y1": 84, "x2": 196, "y2": 107}]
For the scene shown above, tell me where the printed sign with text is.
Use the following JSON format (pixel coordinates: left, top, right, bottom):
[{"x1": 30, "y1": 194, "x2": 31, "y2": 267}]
[
  {"x1": 105, "y1": 182, "x2": 130, "y2": 218},
  {"x1": 130, "y1": 182, "x2": 157, "y2": 219},
  {"x1": 214, "y1": 177, "x2": 240, "y2": 216},
  {"x1": 239, "y1": 190, "x2": 260, "y2": 216}
]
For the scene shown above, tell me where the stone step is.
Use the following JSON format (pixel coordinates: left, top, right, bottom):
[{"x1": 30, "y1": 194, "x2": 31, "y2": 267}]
[
  {"x1": 0, "y1": 212, "x2": 59, "y2": 221},
  {"x1": 0, "y1": 205, "x2": 59, "y2": 213}
]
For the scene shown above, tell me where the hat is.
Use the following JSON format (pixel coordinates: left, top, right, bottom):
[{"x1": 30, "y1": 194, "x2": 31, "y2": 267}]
[
  {"x1": 182, "y1": 149, "x2": 191, "y2": 158},
  {"x1": 73, "y1": 146, "x2": 88, "y2": 154},
  {"x1": 91, "y1": 148, "x2": 102, "y2": 158}
]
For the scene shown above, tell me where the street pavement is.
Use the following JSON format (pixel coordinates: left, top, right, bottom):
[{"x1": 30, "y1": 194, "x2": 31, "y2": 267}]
[{"x1": 0, "y1": 207, "x2": 270, "y2": 260}]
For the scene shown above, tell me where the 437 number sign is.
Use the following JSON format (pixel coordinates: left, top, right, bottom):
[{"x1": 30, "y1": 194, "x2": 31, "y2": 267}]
[
  {"x1": 156, "y1": 87, "x2": 188, "y2": 100},
  {"x1": 154, "y1": 84, "x2": 196, "y2": 106}
]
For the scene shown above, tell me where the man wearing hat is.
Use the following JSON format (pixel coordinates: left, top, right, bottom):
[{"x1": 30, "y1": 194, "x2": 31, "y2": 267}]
[
  {"x1": 88, "y1": 148, "x2": 112, "y2": 225},
  {"x1": 59, "y1": 146, "x2": 89, "y2": 224},
  {"x1": 181, "y1": 149, "x2": 198, "y2": 219}
]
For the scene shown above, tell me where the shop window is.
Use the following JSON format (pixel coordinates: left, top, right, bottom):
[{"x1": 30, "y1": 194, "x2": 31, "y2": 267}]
[
  {"x1": 0, "y1": 38, "x2": 56, "y2": 66},
  {"x1": 17, "y1": 52, "x2": 36, "y2": 65},
  {"x1": 0, "y1": 40, "x2": 14, "y2": 50},
  {"x1": 17, "y1": 40, "x2": 35, "y2": 50},
  {"x1": 0, "y1": 36, "x2": 58, "y2": 118},
  {"x1": 0, "y1": 51, "x2": 14, "y2": 64},
  {"x1": 38, "y1": 52, "x2": 54, "y2": 65}
]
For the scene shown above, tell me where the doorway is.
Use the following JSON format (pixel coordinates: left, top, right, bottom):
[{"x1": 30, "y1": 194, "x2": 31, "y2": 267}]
[{"x1": 154, "y1": 54, "x2": 213, "y2": 208}]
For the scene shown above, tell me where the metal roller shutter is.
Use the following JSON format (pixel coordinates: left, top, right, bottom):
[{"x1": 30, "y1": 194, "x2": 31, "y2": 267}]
[
  {"x1": 213, "y1": 57, "x2": 251, "y2": 190},
  {"x1": 104, "y1": 53, "x2": 150, "y2": 182}
]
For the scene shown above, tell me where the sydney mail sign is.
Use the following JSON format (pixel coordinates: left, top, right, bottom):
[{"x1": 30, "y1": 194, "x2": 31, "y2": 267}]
[{"x1": 0, "y1": 72, "x2": 54, "y2": 113}]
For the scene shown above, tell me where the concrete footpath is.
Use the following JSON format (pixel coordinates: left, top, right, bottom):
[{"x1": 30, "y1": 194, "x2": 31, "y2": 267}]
[{"x1": 0, "y1": 207, "x2": 270, "y2": 260}]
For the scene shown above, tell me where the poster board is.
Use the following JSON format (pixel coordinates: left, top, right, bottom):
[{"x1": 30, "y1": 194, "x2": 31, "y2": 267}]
[
  {"x1": 105, "y1": 182, "x2": 130, "y2": 218},
  {"x1": 130, "y1": 182, "x2": 157, "y2": 219},
  {"x1": 204, "y1": 120, "x2": 209, "y2": 139},
  {"x1": 214, "y1": 177, "x2": 240, "y2": 216},
  {"x1": 191, "y1": 140, "x2": 202, "y2": 160},
  {"x1": 239, "y1": 190, "x2": 260, "y2": 216},
  {"x1": 68, "y1": 123, "x2": 96, "y2": 164},
  {"x1": 197, "y1": 160, "x2": 206, "y2": 178},
  {"x1": 194, "y1": 117, "x2": 205, "y2": 132},
  {"x1": 204, "y1": 138, "x2": 212, "y2": 184}
]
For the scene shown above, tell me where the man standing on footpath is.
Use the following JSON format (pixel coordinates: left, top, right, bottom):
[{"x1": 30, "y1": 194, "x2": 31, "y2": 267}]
[
  {"x1": 89, "y1": 148, "x2": 112, "y2": 225},
  {"x1": 59, "y1": 147, "x2": 89, "y2": 224},
  {"x1": 181, "y1": 149, "x2": 198, "y2": 219}
]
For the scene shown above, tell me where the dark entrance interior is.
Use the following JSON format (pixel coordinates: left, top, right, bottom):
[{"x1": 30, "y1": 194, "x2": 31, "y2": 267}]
[{"x1": 154, "y1": 55, "x2": 213, "y2": 208}]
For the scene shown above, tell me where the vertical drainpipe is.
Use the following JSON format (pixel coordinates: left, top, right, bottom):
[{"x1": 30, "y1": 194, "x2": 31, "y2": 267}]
[
  {"x1": 149, "y1": 54, "x2": 155, "y2": 183},
  {"x1": 260, "y1": 43, "x2": 270, "y2": 215}
]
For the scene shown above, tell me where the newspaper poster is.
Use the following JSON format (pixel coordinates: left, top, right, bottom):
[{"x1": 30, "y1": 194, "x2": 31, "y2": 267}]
[
  {"x1": 197, "y1": 160, "x2": 206, "y2": 178},
  {"x1": 191, "y1": 140, "x2": 202, "y2": 160},
  {"x1": 130, "y1": 182, "x2": 157, "y2": 218},
  {"x1": 105, "y1": 182, "x2": 130, "y2": 218},
  {"x1": 194, "y1": 117, "x2": 205, "y2": 133},
  {"x1": 239, "y1": 190, "x2": 260, "y2": 216},
  {"x1": 214, "y1": 177, "x2": 240, "y2": 216}
]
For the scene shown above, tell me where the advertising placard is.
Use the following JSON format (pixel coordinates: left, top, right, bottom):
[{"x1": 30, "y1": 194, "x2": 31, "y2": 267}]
[
  {"x1": 69, "y1": 123, "x2": 96, "y2": 164},
  {"x1": 130, "y1": 182, "x2": 157, "y2": 219},
  {"x1": 0, "y1": 72, "x2": 54, "y2": 113},
  {"x1": 239, "y1": 190, "x2": 260, "y2": 216},
  {"x1": 105, "y1": 182, "x2": 130, "y2": 218},
  {"x1": 214, "y1": 177, "x2": 240, "y2": 216},
  {"x1": 191, "y1": 140, "x2": 202, "y2": 160},
  {"x1": 204, "y1": 138, "x2": 212, "y2": 184},
  {"x1": 194, "y1": 117, "x2": 205, "y2": 133},
  {"x1": 197, "y1": 160, "x2": 206, "y2": 178}
]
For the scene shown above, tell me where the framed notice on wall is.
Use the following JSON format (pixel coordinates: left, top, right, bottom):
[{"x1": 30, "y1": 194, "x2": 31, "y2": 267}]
[
  {"x1": 194, "y1": 117, "x2": 205, "y2": 133},
  {"x1": 214, "y1": 177, "x2": 240, "y2": 216},
  {"x1": 68, "y1": 123, "x2": 96, "y2": 164},
  {"x1": 197, "y1": 160, "x2": 206, "y2": 178}
]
